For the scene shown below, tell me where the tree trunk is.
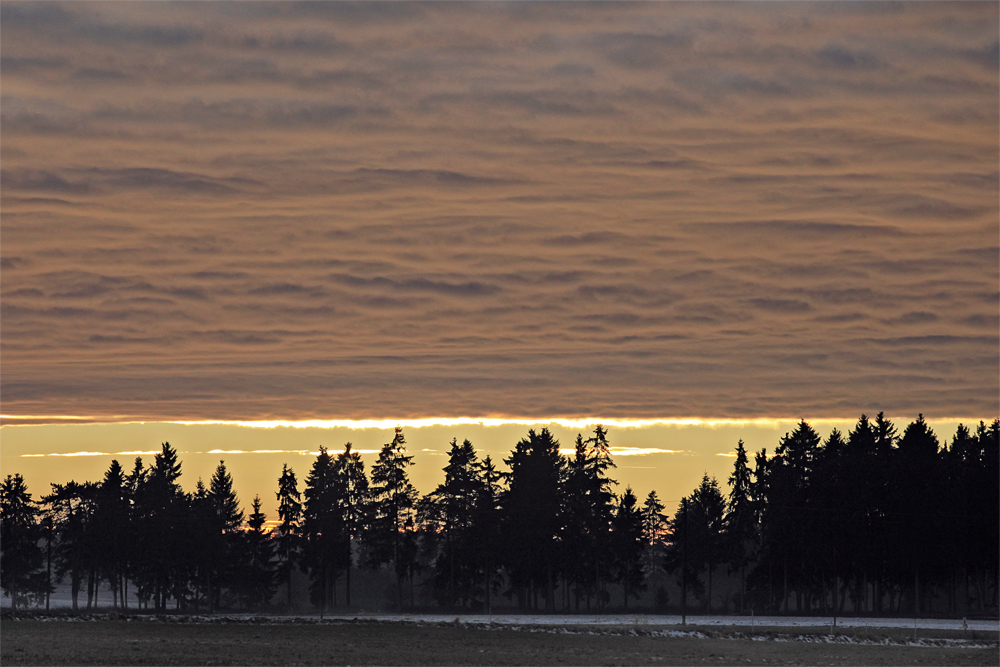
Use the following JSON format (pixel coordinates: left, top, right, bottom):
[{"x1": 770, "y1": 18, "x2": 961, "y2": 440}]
[
  {"x1": 707, "y1": 564, "x2": 713, "y2": 614},
  {"x1": 346, "y1": 548, "x2": 352, "y2": 608}
]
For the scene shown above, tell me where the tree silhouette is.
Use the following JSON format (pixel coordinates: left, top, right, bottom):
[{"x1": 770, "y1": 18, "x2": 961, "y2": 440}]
[
  {"x1": 3, "y1": 413, "x2": 997, "y2": 614},
  {"x1": 640, "y1": 490, "x2": 668, "y2": 608},
  {"x1": 725, "y1": 440, "x2": 756, "y2": 613},
  {"x1": 1, "y1": 474, "x2": 49, "y2": 609},
  {"x1": 208, "y1": 460, "x2": 244, "y2": 610},
  {"x1": 612, "y1": 486, "x2": 645, "y2": 609},
  {"x1": 42, "y1": 481, "x2": 99, "y2": 610},
  {"x1": 95, "y1": 460, "x2": 129, "y2": 609},
  {"x1": 367, "y1": 427, "x2": 418, "y2": 611},
  {"x1": 332, "y1": 442, "x2": 368, "y2": 608},
  {"x1": 419, "y1": 438, "x2": 482, "y2": 608},
  {"x1": 303, "y1": 446, "x2": 340, "y2": 612},
  {"x1": 243, "y1": 495, "x2": 277, "y2": 608},
  {"x1": 275, "y1": 463, "x2": 302, "y2": 609},
  {"x1": 502, "y1": 428, "x2": 565, "y2": 610}
]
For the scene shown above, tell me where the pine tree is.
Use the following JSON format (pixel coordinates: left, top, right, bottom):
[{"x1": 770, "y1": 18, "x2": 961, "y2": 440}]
[
  {"x1": 473, "y1": 455, "x2": 503, "y2": 613},
  {"x1": 333, "y1": 442, "x2": 368, "y2": 608},
  {"x1": 640, "y1": 490, "x2": 668, "y2": 609},
  {"x1": 725, "y1": 440, "x2": 756, "y2": 613},
  {"x1": 275, "y1": 464, "x2": 302, "y2": 608},
  {"x1": 693, "y1": 474, "x2": 725, "y2": 613},
  {"x1": 42, "y1": 481, "x2": 100, "y2": 610},
  {"x1": 584, "y1": 425, "x2": 618, "y2": 608},
  {"x1": 244, "y1": 495, "x2": 277, "y2": 609},
  {"x1": 96, "y1": 460, "x2": 129, "y2": 609},
  {"x1": 208, "y1": 460, "x2": 244, "y2": 610},
  {"x1": 612, "y1": 487, "x2": 645, "y2": 609},
  {"x1": 138, "y1": 443, "x2": 186, "y2": 611},
  {"x1": 367, "y1": 428, "x2": 418, "y2": 611},
  {"x1": 1, "y1": 474, "x2": 49, "y2": 609},
  {"x1": 303, "y1": 446, "x2": 340, "y2": 612},
  {"x1": 501, "y1": 428, "x2": 565, "y2": 611},
  {"x1": 420, "y1": 438, "x2": 482, "y2": 608}
]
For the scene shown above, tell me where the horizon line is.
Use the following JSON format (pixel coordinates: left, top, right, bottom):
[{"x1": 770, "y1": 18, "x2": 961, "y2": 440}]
[{"x1": 1, "y1": 414, "x2": 990, "y2": 430}]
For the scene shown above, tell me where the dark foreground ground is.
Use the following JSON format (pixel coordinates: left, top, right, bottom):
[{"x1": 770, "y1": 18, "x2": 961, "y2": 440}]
[{"x1": 1, "y1": 618, "x2": 997, "y2": 666}]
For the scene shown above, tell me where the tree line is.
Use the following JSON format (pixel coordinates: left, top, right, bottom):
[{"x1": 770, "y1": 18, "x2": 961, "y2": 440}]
[{"x1": 2, "y1": 416, "x2": 997, "y2": 616}]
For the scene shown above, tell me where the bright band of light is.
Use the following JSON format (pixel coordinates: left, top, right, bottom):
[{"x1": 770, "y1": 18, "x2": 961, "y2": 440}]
[{"x1": 3, "y1": 415, "x2": 979, "y2": 429}]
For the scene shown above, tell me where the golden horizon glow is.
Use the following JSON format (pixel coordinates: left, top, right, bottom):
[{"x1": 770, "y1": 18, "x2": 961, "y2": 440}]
[{"x1": 2, "y1": 414, "x2": 988, "y2": 430}]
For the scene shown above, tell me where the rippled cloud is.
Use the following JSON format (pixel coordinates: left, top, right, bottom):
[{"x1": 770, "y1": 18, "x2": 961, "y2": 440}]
[{"x1": 1, "y1": 1, "x2": 996, "y2": 422}]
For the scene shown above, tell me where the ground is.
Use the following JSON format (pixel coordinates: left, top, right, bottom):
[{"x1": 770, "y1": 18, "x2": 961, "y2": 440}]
[{"x1": 1, "y1": 617, "x2": 997, "y2": 666}]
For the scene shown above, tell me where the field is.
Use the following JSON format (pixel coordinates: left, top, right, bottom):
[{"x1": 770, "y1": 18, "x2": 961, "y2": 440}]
[{"x1": 1, "y1": 617, "x2": 997, "y2": 666}]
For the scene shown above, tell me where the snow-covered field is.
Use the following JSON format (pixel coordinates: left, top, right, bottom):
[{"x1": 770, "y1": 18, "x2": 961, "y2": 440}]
[
  {"x1": 316, "y1": 612, "x2": 999, "y2": 632},
  {"x1": 6, "y1": 597, "x2": 996, "y2": 633},
  {"x1": 5, "y1": 583, "x2": 996, "y2": 633}
]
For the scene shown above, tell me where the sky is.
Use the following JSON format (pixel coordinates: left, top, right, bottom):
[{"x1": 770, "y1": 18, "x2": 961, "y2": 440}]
[{"x1": 1, "y1": 2, "x2": 997, "y2": 512}]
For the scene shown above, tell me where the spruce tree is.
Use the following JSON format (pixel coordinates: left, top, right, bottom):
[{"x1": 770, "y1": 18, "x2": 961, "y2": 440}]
[
  {"x1": 208, "y1": 460, "x2": 244, "y2": 610},
  {"x1": 333, "y1": 442, "x2": 368, "y2": 608},
  {"x1": 367, "y1": 428, "x2": 418, "y2": 611},
  {"x1": 275, "y1": 464, "x2": 302, "y2": 608},
  {"x1": 501, "y1": 428, "x2": 565, "y2": 610},
  {"x1": 244, "y1": 495, "x2": 277, "y2": 609},
  {"x1": 1, "y1": 474, "x2": 49, "y2": 609},
  {"x1": 725, "y1": 440, "x2": 756, "y2": 613},
  {"x1": 640, "y1": 490, "x2": 668, "y2": 608},
  {"x1": 612, "y1": 487, "x2": 645, "y2": 609},
  {"x1": 303, "y1": 446, "x2": 340, "y2": 612},
  {"x1": 42, "y1": 481, "x2": 100, "y2": 610},
  {"x1": 96, "y1": 460, "x2": 129, "y2": 609}
]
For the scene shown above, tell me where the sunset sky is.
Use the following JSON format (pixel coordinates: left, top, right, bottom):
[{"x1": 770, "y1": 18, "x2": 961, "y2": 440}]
[{"x1": 1, "y1": 2, "x2": 997, "y2": 512}]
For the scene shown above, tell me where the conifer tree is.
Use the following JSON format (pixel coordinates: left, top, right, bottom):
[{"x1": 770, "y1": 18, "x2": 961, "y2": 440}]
[
  {"x1": 275, "y1": 463, "x2": 302, "y2": 608},
  {"x1": 501, "y1": 428, "x2": 565, "y2": 610},
  {"x1": 612, "y1": 487, "x2": 645, "y2": 609},
  {"x1": 42, "y1": 481, "x2": 100, "y2": 610},
  {"x1": 693, "y1": 474, "x2": 726, "y2": 612},
  {"x1": 725, "y1": 440, "x2": 756, "y2": 613},
  {"x1": 1, "y1": 474, "x2": 49, "y2": 609},
  {"x1": 208, "y1": 460, "x2": 243, "y2": 610},
  {"x1": 333, "y1": 442, "x2": 368, "y2": 607},
  {"x1": 138, "y1": 443, "x2": 186, "y2": 611},
  {"x1": 96, "y1": 460, "x2": 129, "y2": 608},
  {"x1": 367, "y1": 428, "x2": 418, "y2": 611},
  {"x1": 640, "y1": 490, "x2": 668, "y2": 608},
  {"x1": 303, "y1": 446, "x2": 340, "y2": 612},
  {"x1": 244, "y1": 495, "x2": 277, "y2": 609},
  {"x1": 473, "y1": 454, "x2": 503, "y2": 613}
]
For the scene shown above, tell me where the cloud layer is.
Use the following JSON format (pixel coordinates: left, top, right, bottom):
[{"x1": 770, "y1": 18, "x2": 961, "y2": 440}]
[{"x1": 2, "y1": 2, "x2": 997, "y2": 421}]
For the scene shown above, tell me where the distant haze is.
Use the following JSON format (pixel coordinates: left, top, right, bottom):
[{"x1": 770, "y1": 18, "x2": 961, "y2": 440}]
[{"x1": 1, "y1": 2, "x2": 997, "y2": 423}]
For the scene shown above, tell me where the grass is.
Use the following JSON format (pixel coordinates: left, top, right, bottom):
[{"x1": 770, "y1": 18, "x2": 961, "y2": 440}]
[{"x1": 1, "y1": 618, "x2": 997, "y2": 666}]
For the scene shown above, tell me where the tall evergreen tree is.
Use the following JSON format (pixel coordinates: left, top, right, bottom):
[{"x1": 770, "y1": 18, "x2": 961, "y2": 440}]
[
  {"x1": 419, "y1": 438, "x2": 482, "y2": 608},
  {"x1": 136, "y1": 442, "x2": 186, "y2": 611},
  {"x1": 612, "y1": 487, "x2": 646, "y2": 609},
  {"x1": 1, "y1": 474, "x2": 49, "y2": 609},
  {"x1": 95, "y1": 460, "x2": 130, "y2": 609},
  {"x1": 693, "y1": 474, "x2": 726, "y2": 612},
  {"x1": 725, "y1": 440, "x2": 756, "y2": 613},
  {"x1": 208, "y1": 460, "x2": 244, "y2": 610},
  {"x1": 473, "y1": 454, "x2": 503, "y2": 613},
  {"x1": 42, "y1": 481, "x2": 100, "y2": 610},
  {"x1": 244, "y1": 495, "x2": 277, "y2": 609},
  {"x1": 501, "y1": 428, "x2": 565, "y2": 610},
  {"x1": 333, "y1": 442, "x2": 368, "y2": 608},
  {"x1": 303, "y1": 446, "x2": 341, "y2": 612},
  {"x1": 367, "y1": 428, "x2": 419, "y2": 611},
  {"x1": 640, "y1": 490, "x2": 668, "y2": 609},
  {"x1": 275, "y1": 464, "x2": 302, "y2": 608}
]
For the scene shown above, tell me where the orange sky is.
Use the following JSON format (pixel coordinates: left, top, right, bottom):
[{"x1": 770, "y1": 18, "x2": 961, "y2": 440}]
[
  {"x1": 1, "y1": 417, "x2": 979, "y2": 520},
  {"x1": 1, "y1": 2, "x2": 997, "y2": 425}
]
